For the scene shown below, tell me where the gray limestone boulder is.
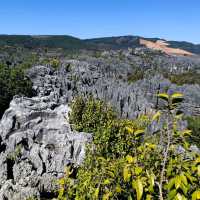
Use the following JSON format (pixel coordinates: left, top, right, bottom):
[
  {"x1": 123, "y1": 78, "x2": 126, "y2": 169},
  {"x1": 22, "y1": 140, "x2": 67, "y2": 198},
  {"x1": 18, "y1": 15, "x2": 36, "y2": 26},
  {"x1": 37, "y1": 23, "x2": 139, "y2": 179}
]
[{"x1": 0, "y1": 95, "x2": 92, "y2": 199}]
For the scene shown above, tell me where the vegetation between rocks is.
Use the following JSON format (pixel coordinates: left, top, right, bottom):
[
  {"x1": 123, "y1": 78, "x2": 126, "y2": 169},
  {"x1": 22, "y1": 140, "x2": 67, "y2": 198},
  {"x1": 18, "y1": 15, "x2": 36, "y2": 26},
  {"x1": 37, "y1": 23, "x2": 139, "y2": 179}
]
[
  {"x1": 0, "y1": 63, "x2": 34, "y2": 118},
  {"x1": 57, "y1": 93, "x2": 200, "y2": 200},
  {"x1": 186, "y1": 116, "x2": 200, "y2": 147},
  {"x1": 164, "y1": 71, "x2": 200, "y2": 85}
]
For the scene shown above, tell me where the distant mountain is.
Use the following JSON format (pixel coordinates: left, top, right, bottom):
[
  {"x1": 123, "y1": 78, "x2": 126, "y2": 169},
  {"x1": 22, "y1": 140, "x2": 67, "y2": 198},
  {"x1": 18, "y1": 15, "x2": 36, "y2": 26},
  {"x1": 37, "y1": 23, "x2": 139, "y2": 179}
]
[
  {"x1": 167, "y1": 40, "x2": 200, "y2": 55},
  {"x1": 1, "y1": 34, "x2": 200, "y2": 55},
  {"x1": 139, "y1": 39, "x2": 194, "y2": 56},
  {"x1": 85, "y1": 36, "x2": 200, "y2": 55},
  {"x1": 0, "y1": 35, "x2": 87, "y2": 50},
  {"x1": 84, "y1": 36, "x2": 141, "y2": 50}
]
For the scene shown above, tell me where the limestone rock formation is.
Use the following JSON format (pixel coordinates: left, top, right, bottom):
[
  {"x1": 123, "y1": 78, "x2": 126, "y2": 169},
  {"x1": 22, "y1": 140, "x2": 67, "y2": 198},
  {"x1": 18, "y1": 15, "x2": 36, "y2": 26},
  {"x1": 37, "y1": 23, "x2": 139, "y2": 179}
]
[
  {"x1": 0, "y1": 95, "x2": 92, "y2": 200},
  {"x1": 26, "y1": 62, "x2": 200, "y2": 119},
  {"x1": 0, "y1": 50, "x2": 200, "y2": 199}
]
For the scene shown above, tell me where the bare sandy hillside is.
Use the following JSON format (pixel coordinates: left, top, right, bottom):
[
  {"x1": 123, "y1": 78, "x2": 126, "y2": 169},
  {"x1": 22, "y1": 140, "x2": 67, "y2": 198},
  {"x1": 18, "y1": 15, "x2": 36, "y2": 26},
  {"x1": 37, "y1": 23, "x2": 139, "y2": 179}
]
[{"x1": 140, "y1": 39, "x2": 194, "y2": 56}]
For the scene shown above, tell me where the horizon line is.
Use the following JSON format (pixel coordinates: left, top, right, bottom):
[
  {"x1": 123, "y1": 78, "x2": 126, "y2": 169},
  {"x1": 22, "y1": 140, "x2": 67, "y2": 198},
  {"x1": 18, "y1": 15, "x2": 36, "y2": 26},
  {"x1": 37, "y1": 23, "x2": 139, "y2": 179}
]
[{"x1": 0, "y1": 33, "x2": 199, "y2": 45}]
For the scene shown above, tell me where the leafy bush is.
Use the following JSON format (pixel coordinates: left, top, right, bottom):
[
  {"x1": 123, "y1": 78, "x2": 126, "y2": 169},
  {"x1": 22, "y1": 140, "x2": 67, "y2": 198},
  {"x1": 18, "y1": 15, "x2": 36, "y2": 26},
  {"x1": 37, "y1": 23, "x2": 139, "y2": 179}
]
[
  {"x1": 0, "y1": 63, "x2": 34, "y2": 117},
  {"x1": 69, "y1": 96, "x2": 149, "y2": 158},
  {"x1": 50, "y1": 58, "x2": 60, "y2": 69},
  {"x1": 58, "y1": 94, "x2": 200, "y2": 200},
  {"x1": 127, "y1": 69, "x2": 144, "y2": 83},
  {"x1": 69, "y1": 96, "x2": 116, "y2": 133},
  {"x1": 164, "y1": 71, "x2": 200, "y2": 85},
  {"x1": 186, "y1": 116, "x2": 200, "y2": 147}
]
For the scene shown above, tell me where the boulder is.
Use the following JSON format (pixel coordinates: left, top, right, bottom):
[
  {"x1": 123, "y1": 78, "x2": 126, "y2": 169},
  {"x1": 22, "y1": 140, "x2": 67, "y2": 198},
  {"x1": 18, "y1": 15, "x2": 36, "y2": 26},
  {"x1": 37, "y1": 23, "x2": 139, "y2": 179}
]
[{"x1": 0, "y1": 95, "x2": 92, "y2": 199}]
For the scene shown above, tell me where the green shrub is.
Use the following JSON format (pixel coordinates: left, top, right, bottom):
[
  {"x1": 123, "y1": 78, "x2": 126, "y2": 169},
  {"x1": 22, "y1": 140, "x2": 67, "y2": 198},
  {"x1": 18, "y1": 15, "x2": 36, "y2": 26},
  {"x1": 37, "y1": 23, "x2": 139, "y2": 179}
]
[
  {"x1": 59, "y1": 94, "x2": 200, "y2": 200},
  {"x1": 0, "y1": 63, "x2": 33, "y2": 117},
  {"x1": 164, "y1": 71, "x2": 200, "y2": 85},
  {"x1": 127, "y1": 69, "x2": 144, "y2": 83},
  {"x1": 69, "y1": 97, "x2": 149, "y2": 158},
  {"x1": 7, "y1": 144, "x2": 22, "y2": 161},
  {"x1": 186, "y1": 116, "x2": 200, "y2": 147},
  {"x1": 50, "y1": 58, "x2": 60, "y2": 69},
  {"x1": 69, "y1": 96, "x2": 116, "y2": 133}
]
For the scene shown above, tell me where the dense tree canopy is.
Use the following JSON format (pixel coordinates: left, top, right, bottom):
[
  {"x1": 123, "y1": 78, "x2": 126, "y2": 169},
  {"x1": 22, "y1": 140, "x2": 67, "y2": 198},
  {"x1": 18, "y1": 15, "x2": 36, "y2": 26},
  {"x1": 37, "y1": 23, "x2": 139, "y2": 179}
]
[{"x1": 0, "y1": 63, "x2": 34, "y2": 117}]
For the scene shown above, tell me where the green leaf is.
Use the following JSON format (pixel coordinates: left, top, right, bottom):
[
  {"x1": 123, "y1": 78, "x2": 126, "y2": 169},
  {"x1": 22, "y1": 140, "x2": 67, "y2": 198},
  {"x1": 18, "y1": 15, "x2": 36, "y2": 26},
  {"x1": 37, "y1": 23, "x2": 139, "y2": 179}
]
[
  {"x1": 158, "y1": 93, "x2": 169, "y2": 101},
  {"x1": 192, "y1": 192, "x2": 197, "y2": 200},
  {"x1": 103, "y1": 179, "x2": 111, "y2": 185},
  {"x1": 198, "y1": 165, "x2": 200, "y2": 177},
  {"x1": 147, "y1": 173, "x2": 155, "y2": 192},
  {"x1": 115, "y1": 185, "x2": 122, "y2": 193},
  {"x1": 171, "y1": 93, "x2": 184, "y2": 106},
  {"x1": 167, "y1": 167, "x2": 173, "y2": 177},
  {"x1": 135, "y1": 166, "x2": 143, "y2": 175},
  {"x1": 132, "y1": 178, "x2": 143, "y2": 200},
  {"x1": 182, "y1": 129, "x2": 192, "y2": 136},
  {"x1": 134, "y1": 129, "x2": 145, "y2": 136},
  {"x1": 102, "y1": 192, "x2": 111, "y2": 200},
  {"x1": 168, "y1": 189, "x2": 177, "y2": 200},
  {"x1": 152, "y1": 111, "x2": 161, "y2": 121},
  {"x1": 171, "y1": 93, "x2": 184, "y2": 99},
  {"x1": 94, "y1": 188, "x2": 99, "y2": 199},
  {"x1": 180, "y1": 183, "x2": 188, "y2": 195},
  {"x1": 128, "y1": 195, "x2": 133, "y2": 200},
  {"x1": 123, "y1": 165, "x2": 131, "y2": 182},
  {"x1": 192, "y1": 190, "x2": 200, "y2": 200},
  {"x1": 185, "y1": 172, "x2": 196, "y2": 183},
  {"x1": 175, "y1": 113, "x2": 183, "y2": 120},
  {"x1": 150, "y1": 173, "x2": 155, "y2": 187},
  {"x1": 145, "y1": 143, "x2": 156, "y2": 150},
  {"x1": 146, "y1": 194, "x2": 152, "y2": 200},
  {"x1": 107, "y1": 170, "x2": 115, "y2": 178},
  {"x1": 195, "y1": 157, "x2": 200, "y2": 165},
  {"x1": 175, "y1": 176, "x2": 182, "y2": 189},
  {"x1": 126, "y1": 126, "x2": 134, "y2": 134},
  {"x1": 175, "y1": 193, "x2": 184, "y2": 200},
  {"x1": 180, "y1": 173, "x2": 188, "y2": 186},
  {"x1": 167, "y1": 178, "x2": 175, "y2": 190},
  {"x1": 197, "y1": 191, "x2": 200, "y2": 199},
  {"x1": 126, "y1": 155, "x2": 135, "y2": 163}
]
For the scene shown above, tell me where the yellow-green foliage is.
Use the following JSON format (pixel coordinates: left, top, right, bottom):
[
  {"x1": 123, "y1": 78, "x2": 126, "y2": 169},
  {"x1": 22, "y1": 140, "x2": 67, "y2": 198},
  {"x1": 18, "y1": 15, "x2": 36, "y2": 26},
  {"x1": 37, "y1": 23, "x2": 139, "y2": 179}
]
[
  {"x1": 127, "y1": 69, "x2": 144, "y2": 83},
  {"x1": 50, "y1": 58, "x2": 60, "y2": 69},
  {"x1": 69, "y1": 96, "x2": 116, "y2": 133},
  {"x1": 164, "y1": 71, "x2": 200, "y2": 85},
  {"x1": 186, "y1": 116, "x2": 200, "y2": 147},
  {"x1": 58, "y1": 94, "x2": 200, "y2": 200},
  {"x1": 0, "y1": 63, "x2": 33, "y2": 117},
  {"x1": 7, "y1": 144, "x2": 22, "y2": 161}
]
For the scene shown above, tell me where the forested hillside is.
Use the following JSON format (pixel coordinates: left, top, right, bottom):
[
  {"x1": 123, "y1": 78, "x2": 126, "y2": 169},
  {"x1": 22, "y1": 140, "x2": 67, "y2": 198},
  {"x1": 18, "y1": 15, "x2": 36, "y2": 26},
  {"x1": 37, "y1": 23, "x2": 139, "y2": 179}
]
[{"x1": 1, "y1": 34, "x2": 200, "y2": 54}]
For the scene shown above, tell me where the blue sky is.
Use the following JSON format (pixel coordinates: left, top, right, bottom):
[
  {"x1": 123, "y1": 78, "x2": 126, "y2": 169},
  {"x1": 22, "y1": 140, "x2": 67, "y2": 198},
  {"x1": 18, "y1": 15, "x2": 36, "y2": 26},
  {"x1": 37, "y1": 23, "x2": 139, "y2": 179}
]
[{"x1": 1, "y1": 0, "x2": 200, "y2": 43}]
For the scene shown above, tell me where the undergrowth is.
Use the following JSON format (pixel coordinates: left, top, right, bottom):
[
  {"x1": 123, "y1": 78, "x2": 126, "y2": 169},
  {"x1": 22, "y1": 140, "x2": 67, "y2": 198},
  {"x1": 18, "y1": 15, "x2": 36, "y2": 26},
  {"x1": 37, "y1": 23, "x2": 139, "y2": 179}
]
[{"x1": 58, "y1": 94, "x2": 200, "y2": 200}]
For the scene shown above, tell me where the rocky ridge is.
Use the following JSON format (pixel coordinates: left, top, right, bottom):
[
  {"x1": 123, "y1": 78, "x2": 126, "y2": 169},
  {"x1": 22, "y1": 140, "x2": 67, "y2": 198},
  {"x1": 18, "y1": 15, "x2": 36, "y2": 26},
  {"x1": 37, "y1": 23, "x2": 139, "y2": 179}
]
[
  {"x1": 0, "y1": 66, "x2": 92, "y2": 199},
  {"x1": 0, "y1": 50, "x2": 200, "y2": 199}
]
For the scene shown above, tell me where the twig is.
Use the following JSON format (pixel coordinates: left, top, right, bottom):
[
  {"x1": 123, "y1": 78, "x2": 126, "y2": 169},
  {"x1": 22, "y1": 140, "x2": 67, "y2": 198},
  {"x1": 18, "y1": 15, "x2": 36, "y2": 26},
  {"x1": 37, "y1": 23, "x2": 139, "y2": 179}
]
[{"x1": 159, "y1": 113, "x2": 172, "y2": 200}]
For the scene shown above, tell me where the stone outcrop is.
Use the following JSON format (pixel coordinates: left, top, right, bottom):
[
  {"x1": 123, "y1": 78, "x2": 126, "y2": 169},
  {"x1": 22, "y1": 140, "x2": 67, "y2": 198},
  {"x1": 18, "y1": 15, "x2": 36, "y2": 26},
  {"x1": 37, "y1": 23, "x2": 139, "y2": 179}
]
[
  {"x1": 26, "y1": 61, "x2": 200, "y2": 119},
  {"x1": 0, "y1": 95, "x2": 92, "y2": 200}
]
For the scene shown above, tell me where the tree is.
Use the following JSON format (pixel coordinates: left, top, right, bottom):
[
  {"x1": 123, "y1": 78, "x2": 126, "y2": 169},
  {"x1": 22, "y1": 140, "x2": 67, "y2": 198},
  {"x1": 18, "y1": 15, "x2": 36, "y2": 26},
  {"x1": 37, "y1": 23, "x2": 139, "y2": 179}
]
[{"x1": 0, "y1": 63, "x2": 33, "y2": 117}]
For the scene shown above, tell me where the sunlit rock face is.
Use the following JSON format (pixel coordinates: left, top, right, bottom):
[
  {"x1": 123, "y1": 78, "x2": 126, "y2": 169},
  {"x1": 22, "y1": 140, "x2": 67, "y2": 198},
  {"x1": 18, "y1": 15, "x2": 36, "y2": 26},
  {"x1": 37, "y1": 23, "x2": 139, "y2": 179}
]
[{"x1": 0, "y1": 95, "x2": 91, "y2": 200}]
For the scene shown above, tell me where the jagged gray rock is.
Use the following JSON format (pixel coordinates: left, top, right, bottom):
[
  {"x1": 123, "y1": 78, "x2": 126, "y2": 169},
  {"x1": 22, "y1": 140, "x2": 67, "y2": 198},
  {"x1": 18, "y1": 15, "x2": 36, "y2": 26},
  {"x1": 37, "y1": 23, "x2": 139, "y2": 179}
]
[
  {"x1": 26, "y1": 61, "x2": 200, "y2": 119},
  {"x1": 0, "y1": 95, "x2": 92, "y2": 200}
]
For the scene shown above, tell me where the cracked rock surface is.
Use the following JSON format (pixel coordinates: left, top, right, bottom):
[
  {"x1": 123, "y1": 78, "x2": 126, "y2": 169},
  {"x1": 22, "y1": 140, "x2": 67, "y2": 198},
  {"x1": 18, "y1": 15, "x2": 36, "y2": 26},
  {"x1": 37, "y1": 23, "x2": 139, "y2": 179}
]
[{"x1": 0, "y1": 95, "x2": 92, "y2": 200}]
